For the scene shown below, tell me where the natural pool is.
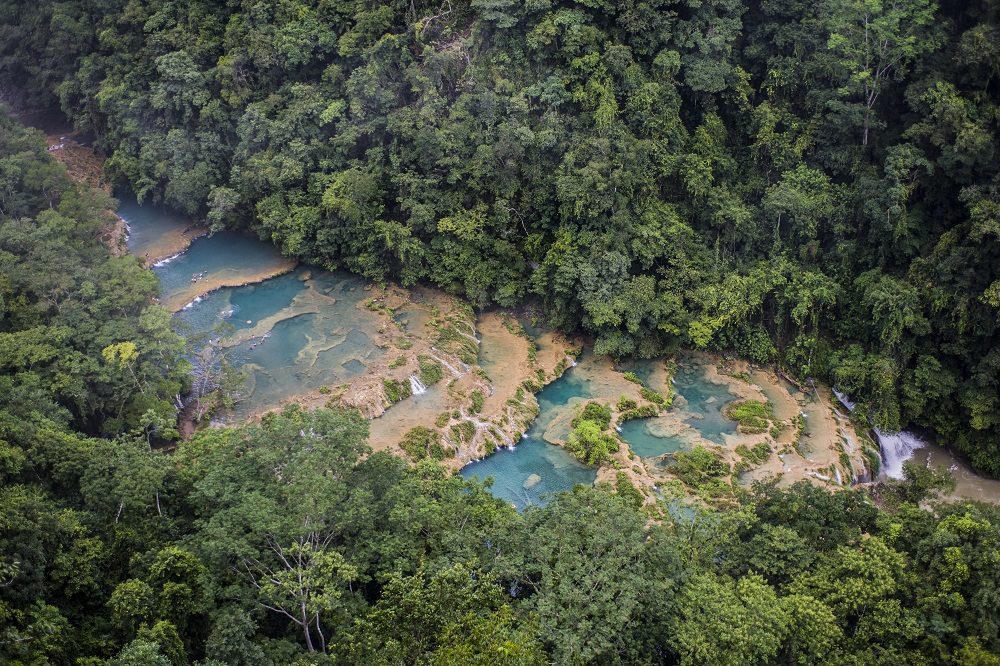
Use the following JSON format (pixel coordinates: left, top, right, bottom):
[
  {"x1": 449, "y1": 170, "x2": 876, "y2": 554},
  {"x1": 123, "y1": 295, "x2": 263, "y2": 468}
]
[
  {"x1": 127, "y1": 196, "x2": 387, "y2": 419},
  {"x1": 616, "y1": 358, "x2": 739, "y2": 460},
  {"x1": 176, "y1": 268, "x2": 385, "y2": 420},
  {"x1": 460, "y1": 363, "x2": 597, "y2": 510}
]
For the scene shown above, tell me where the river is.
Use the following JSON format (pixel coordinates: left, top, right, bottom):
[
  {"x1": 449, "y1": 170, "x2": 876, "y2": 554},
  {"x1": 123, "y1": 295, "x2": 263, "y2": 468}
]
[{"x1": 122, "y1": 196, "x2": 1000, "y2": 508}]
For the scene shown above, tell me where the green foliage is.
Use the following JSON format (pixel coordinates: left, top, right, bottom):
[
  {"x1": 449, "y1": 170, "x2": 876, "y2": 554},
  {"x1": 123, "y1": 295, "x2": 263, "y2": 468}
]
[
  {"x1": 725, "y1": 400, "x2": 774, "y2": 434},
  {"x1": 399, "y1": 426, "x2": 450, "y2": 462},
  {"x1": 640, "y1": 387, "x2": 670, "y2": 408},
  {"x1": 1, "y1": 0, "x2": 999, "y2": 474},
  {"x1": 734, "y1": 442, "x2": 772, "y2": 473},
  {"x1": 566, "y1": 419, "x2": 619, "y2": 466},
  {"x1": 573, "y1": 402, "x2": 612, "y2": 430},
  {"x1": 669, "y1": 447, "x2": 731, "y2": 488},
  {"x1": 614, "y1": 472, "x2": 644, "y2": 510},
  {"x1": 469, "y1": 390, "x2": 485, "y2": 414},
  {"x1": 388, "y1": 355, "x2": 407, "y2": 369},
  {"x1": 619, "y1": 404, "x2": 660, "y2": 423},
  {"x1": 383, "y1": 378, "x2": 412, "y2": 404},
  {"x1": 417, "y1": 355, "x2": 443, "y2": 385},
  {"x1": 449, "y1": 420, "x2": 476, "y2": 444},
  {"x1": 617, "y1": 396, "x2": 637, "y2": 412},
  {"x1": 2, "y1": 4, "x2": 1000, "y2": 665}
]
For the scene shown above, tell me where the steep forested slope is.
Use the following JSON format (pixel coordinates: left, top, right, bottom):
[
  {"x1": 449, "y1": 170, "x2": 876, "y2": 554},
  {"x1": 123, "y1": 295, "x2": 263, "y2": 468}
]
[{"x1": 1, "y1": 101, "x2": 1000, "y2": 664}]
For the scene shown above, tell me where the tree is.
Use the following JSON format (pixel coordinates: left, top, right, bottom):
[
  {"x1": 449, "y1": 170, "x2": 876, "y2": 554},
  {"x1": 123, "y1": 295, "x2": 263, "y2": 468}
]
[
  {"x1": 825, "y1": 0, "x2": 941, "y2": 145},
  {"x1": 240, "y1": 537, "x2": 357, "y2": 653}
]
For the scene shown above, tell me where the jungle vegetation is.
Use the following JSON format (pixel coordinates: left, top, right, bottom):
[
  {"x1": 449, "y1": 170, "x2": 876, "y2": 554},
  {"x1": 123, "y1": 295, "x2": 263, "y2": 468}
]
[
  {"x1": 1, "y1": 0, "x2": 998, "y2": 473},
  {"x1": 1, "y1": 0, "x2": 1000, "y2": 663}
]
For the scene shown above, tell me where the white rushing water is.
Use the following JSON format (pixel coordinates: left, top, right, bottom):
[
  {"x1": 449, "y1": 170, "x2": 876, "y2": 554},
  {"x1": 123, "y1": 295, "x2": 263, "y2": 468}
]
[
  {"x1": 409, "y1": 375, "x2": 427, "y2": 395},
  {"x1": 874, "y1": 429, "x2": 927, "y2": 480},
  {"x1": 834, "y1": 387, "x2": 925, "y2": 480},
  {"x1": 181, "y1": 296, "x2": 203, "y2": 310},
  {"x1": 152, "y1": 251, "x2": 185, "y2": 268},
  {"x1": 832, "y1": 389, "x2": 856, "y2": 412}
]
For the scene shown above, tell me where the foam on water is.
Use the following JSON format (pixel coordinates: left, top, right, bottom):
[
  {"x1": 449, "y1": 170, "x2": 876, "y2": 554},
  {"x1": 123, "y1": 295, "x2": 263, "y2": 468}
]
[
  {"x1": 409, "y1": 375, "x2": 428, "y2": 395},
  {"x1": 874, "y1": 429, "x2": 926, "y2": 480}
]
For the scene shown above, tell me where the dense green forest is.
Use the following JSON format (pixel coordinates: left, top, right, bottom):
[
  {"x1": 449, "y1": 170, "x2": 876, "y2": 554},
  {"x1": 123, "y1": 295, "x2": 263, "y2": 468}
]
[
  {"x1": 2, "y1": 0, "x2": 1000, "y2": 663},
  {"x1": 1, "y1": 0, "x2": 998, "y2": 473},
  {"x1": 2, "y1": 119, "x2": 1000, "y2": 665}
]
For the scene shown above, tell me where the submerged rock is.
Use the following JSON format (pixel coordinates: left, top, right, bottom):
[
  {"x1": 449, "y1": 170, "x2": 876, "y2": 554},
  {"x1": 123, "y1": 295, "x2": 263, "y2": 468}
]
[{"x1": 523, "y1": 473, "x2": 542, "y2": 489}]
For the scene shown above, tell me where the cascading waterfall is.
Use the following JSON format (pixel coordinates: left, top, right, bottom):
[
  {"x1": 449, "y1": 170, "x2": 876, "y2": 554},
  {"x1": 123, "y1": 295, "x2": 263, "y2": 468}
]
[
  {"x1": 834, "y1": 388, "x2": 924, "y2": 480},
  {"x1": 832, "y1": 389, "x2": 856, "y2": 411},
  {"x1": 409, "y1": 375, "x2": 427, "y2": 395},
  {"x1": 874, "y1": 430, "x2": 926, "y2": 480}
]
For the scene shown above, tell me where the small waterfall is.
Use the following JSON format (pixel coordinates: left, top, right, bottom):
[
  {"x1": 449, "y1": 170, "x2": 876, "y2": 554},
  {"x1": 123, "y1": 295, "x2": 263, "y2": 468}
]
[
  {"x1": 409, "y1": 375, "x2": 427, "y2": 395},
  {"x1": 152, "y1": 251, "x2": 185, "y2": 268},
  {"x1": 834, "y1": 389, "x2": 925, "y2": 480},
  {"x1": 832, "y1": 389, "x2": 856, "y2": 411},
  {"x1": 875, "y1": 429, "x2": 926, "y2": 480}
]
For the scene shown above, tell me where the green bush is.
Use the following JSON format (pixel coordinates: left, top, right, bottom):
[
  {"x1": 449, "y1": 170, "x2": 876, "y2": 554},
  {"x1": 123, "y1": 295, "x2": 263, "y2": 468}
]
[
  {"x1": 521, "y1": 377, "x2": 543, "y2": 393},
  {"x1": 619, "y1": 404, "x2": 659, "y2": 422},
  {"x1": 725, "y1": 400, "x2": 773, "y2": 434},
  {"x1": 417, "y1": 355, "x2": 443, "y2": 385},
  {"x1": 615, "y1": 472, "x2": 644, "y2": 509},
  {"x1": 383, "y1": 378, "x2": 412, "y2": 404},
  {"x1": 617, "y1": 396, "x2": 638, "y2": 411},
  {"x1": 389, "y1": 354, "x2": 407, "y2": 369},
  {"x1": 449, "y1": 420, "x2": 476, "y2": 444},
  {"x1": 669, "y1": 447, "x2": 730, "y2": 486},
  {"x1": 623, "y1": 371, "x2": 641, "y2": 384},
  {"x1": 566, "y1": 419, "x2": 619, "y2": 466},
  {"x1": 573, "y1": 402, "x2": 612, "y2": 430},
  {"x1": 399, "y1": 426, "x2": 451, "y2": 461},
  {"x1": 734, "y1": 442, "x2": 772, "y2": 473},
  {"x1": 640, "y1": 387, "x2": 670, "y2": 407},
  {"x1": 470, "y1": 389, "x2": 485, "y2": 414}
]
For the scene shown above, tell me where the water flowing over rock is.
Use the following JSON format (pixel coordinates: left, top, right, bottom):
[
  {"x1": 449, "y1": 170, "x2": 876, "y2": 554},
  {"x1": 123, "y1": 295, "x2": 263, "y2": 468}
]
[
  {"x1": 875, "y1": 429, "x2": 926, "y2": 480},
  {"x1": 834, "y1": 388, "x2": 924, "y2": 481},
  {"x1": 833, "y1": 389, "x2": 856, "y2": 411},
  {"x1": 409, "y1": 375, "x2": 427, "y2": 395}
]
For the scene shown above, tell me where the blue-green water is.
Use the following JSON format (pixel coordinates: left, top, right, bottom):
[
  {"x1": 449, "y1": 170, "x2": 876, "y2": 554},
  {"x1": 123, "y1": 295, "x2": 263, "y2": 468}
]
[
  {"x1": 620, "y1": 418, "x2": 688, "y2": 458},
  {"x1": 120, "y1": 196, "x2": 192, "y2": 259},
  {"x1": 673, "y1": 363, "x2": 738, "y2": 443},
  {"x1": 153, "y1": 230, "x2": 292, "y2": 310},
  {"x1": 178, "y1": 269, "x2": 382, "y2": 419},
  {"x1": 461, "y1": 363, "x2": 597, "y2": 510},
  {"x1": 617, "y1": 359, "x2": 738, "y2": 459}
]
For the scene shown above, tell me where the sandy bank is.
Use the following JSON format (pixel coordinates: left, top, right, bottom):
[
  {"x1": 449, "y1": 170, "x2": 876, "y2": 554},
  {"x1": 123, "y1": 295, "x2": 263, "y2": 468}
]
[{"x1": 163, "y1": 260, "x2": 298, "y2": 312}]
